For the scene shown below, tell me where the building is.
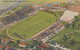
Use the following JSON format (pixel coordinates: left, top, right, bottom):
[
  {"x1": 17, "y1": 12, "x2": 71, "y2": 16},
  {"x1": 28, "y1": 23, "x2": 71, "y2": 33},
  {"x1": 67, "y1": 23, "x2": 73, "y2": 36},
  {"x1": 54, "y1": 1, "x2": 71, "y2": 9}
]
[
  {"x1": 68, "y1": 5, "x2": 80, "y2": 12},
  {"x1": 70, "y1": 0, "x2": 80, "y2": 2},
  {"x1": 19, "y1": 42, "x2": 26, "y2": 47},
  {"x1": 60, "y1": 10, "x2": 79, "y2": 23},
  {"x1": 40, "y1": 45, "x2": 47, "y2": 49},
  {"x1": 1, "y1": 38, "x2": 9, "y2": 44},
  {"x1": 0, "y1": 45, "x2": 4, "y2": 50},
  {"x1": 44, "y1": 4, "x2": 53, "y2": 9},
  {"x1": 53, "y1": 4, "x2": 60, "y2": 9},
  {"x1": 10, "y1": 46, "x2": 16, "y2": 50},
  {"x1": 6, "y1": 45, "x2": 10, "y2": 50}
]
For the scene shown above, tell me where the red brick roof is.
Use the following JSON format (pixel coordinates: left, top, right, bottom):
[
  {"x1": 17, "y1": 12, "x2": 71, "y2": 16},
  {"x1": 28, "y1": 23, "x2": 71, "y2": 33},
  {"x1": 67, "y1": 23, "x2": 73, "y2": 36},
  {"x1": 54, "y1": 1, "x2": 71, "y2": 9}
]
[
  {"x1": 6, "y1": 45, "x2": 10, "y2": 49},
  {"x1": 68, "y1": 5, "x2": 80, "y2": 12},
  {"x1": 19, "y1": 42, "x2": 26, "y2": 46},
  {"x1": 0, "y1": 46, "x2": 4, "y2": 48},
  {"x1": 64, "y1": 6, "x2": 67, "y2": 8},
  {"x1": 40, "y1": 45, "x2": 47, "y2": 49}
]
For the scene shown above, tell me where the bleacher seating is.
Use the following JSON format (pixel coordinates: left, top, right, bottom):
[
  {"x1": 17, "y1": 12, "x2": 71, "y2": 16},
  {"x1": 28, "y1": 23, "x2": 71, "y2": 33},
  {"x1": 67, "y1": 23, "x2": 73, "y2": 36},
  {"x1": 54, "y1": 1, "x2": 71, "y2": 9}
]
[{"x1": 0, "y1": 6, "x2": 35, "y2": 26}]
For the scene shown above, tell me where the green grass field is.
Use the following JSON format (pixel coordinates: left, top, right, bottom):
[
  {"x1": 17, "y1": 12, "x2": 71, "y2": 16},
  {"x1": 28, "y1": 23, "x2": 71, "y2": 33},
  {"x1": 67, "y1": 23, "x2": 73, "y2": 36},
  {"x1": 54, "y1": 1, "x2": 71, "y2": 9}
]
[
  {"x1": 0, "y1": 30, "x2": 10, "y2": 39},
  {"x1": 8, "y1": 11, "x2": 60, "y2": 39}
]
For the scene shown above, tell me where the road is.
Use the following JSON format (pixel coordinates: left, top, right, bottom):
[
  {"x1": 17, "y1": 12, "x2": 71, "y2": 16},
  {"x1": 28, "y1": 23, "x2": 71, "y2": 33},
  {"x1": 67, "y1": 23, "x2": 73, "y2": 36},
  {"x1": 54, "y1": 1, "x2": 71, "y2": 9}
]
[{"x1": 0, "y1": 0, "x2": 24, "y2": 17}]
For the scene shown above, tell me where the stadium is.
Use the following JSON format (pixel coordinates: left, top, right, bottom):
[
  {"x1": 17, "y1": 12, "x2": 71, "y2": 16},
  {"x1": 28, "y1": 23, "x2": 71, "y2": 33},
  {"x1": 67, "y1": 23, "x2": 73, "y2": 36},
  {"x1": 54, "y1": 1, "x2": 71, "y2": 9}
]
[{"x1": 7, "y1": 11, "x2": 61, "y2": 40}]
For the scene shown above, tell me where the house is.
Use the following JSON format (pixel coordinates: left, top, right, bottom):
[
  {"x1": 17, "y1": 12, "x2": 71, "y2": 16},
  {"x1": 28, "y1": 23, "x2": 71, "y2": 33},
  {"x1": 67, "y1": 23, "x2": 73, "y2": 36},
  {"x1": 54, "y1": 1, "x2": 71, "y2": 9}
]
[
  {"x1": 40, "y1": 45, "x2": 47, "y2": 49},
  {"x1": 44, "y1": 4, "x2": 53, "y2": 9},
  {"x1": 10, "y1": 46, "x2": 16, "y2": 50},
  {"x1": 34, "y1": 4, "x2": 42, "y2": 8},
  {"x1": 0, "y1": 45, "x2": 4, "y2": 50},
  {"x1": 1, "y1": 38, "x2": 9, "y2": 44},
  {"x1": 53, "y1": 4, "x2": 60, "y2": 8},
  {"x1": 68, "y1": 5, "x2": 80, "y2": 12},
  {"x1": 70, "y1": 0, "x2": 80, "y2": 2},
  {"x1": 42, "y1": 43, "x2": 50, "y2": 47},
  {"x1": 60, "y1": 10, "x2": 79, "y2": 23},
  {"x1": 19, "y1": 42, "x2": 26, "y2": 47},
  {"x1": 6, "y1": 45, "x2": 10, "y2": 50},
  {"x1": 64, "y1": 6, "x2": 67, "y2": 8}
]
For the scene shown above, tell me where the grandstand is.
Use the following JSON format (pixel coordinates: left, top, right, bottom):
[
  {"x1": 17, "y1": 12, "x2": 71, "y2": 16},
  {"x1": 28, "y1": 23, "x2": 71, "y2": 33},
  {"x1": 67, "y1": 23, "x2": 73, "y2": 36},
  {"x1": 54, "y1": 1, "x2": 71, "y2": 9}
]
[
  {"x1": 0, "y1": 6, "x2": 35, "y2": 26},
  {"x1": 37, "y1": 22, "x2": 63, "y2": 40}
]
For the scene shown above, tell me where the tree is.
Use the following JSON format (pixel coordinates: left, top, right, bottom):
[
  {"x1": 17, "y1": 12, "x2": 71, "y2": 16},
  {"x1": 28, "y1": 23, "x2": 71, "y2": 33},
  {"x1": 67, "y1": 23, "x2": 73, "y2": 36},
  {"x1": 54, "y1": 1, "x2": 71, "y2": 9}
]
[
  {"x1": 32, "y1": 40, "x2": 38, "y2": 46},
  {"x1": 73, "y1": 31, "x2": 78, "y2": 36},
  {"x1": 71, "y1": 21, "x2": 76, "y2": 29},
  {"x1": 77, "y1": 46, "x2": 80, "y2": 50},
  {"x1": 74, "y1": 16, "x2": 78, "y2": 22},
  {"x1": 32, "y1": 40, "x2": 42, "y2": 46},
  {"x1": 35, "y1": 46, "x2": 41, "y2": 50},
  {"x1": 70, "y1": 40, "x2": 75, "y2": 45},
  {"x1": 77, "y1": 23, "x2": 80, "y2": 30},
  {"x1": 50, "y1": 41, "x2": 54, "y2": 44},
  {"x1": 17, "y1": 40, "x2": 20, "y2": 43},
  {"x1": 65, "y1": 23, "x2": 70, "y2": 28},
  {"x1": 38, "y1": 40, "x2": 42, "y2": 46},
  {"x1": 30, "y1": 44, "x2": 34, "y2": 48},
  {"x1": 63, "y1": 35, "x2": 67, "y2": 41},
  {"x1": 47, "y1": 46, "x2": 54, "y2": 50}
]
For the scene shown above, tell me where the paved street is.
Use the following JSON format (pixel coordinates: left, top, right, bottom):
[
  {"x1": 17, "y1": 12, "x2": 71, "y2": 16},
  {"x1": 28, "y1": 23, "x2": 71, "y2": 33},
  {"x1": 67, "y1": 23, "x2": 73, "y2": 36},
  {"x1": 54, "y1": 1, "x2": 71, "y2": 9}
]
[{"x1": 0, "y1": 0, "x2": 24, "y2": 17}]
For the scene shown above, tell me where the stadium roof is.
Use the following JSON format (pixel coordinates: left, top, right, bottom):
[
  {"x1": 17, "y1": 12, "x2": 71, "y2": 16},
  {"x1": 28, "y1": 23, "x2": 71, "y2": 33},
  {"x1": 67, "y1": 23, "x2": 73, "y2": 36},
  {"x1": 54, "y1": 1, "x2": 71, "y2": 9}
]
[{"x1": 60, "y1": 10, "x2": 79, "y2": 23}]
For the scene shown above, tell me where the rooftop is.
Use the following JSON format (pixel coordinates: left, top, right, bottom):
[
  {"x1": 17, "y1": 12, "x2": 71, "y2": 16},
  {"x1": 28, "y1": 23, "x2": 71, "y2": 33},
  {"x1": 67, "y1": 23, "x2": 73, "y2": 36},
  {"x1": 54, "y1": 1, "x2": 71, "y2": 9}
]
[
  {"x1": 45, "y1": 4, "x2": 53, "y2": 8},
  {"x1": 68, "y1": 5, "x2": 80, "y2": 12},
  {"x1": 19, "y1": 42, "x2": 26, "y2": 47},
  {"x1": 0, "y1": 45, "x2": 4, "y2": 48},
  {"x1": 6, "y1": 46, "x2": 10, "y2": 49},
  {"x1": 1, "y1": 38, "x2": 9, "y2": 43},
  {"x1": 40, "y1": 45, "x2": 47, "y2": 49},
  {"x1": 60, "y1": 10, "x2": 79, "y2": 23}
]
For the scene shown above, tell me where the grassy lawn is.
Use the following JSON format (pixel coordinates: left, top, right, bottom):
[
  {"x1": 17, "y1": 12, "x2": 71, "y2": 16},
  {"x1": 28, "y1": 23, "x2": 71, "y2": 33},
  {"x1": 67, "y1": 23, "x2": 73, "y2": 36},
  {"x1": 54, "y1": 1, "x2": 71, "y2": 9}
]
[
  {"x1": 49, "y1": 28, "x2": 76, "y2": 40},
  {"x1": 8, "y1": 11, "x2": 60, "y2": 39},
  {"x1": 0, "y1": 30, "x2": 11, "y2": 39}
]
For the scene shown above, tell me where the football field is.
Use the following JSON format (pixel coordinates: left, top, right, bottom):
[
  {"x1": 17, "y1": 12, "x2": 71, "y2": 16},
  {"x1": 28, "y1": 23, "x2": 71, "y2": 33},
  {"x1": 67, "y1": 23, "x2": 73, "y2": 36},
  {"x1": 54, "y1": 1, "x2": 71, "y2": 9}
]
[{"x1": 8, "y1": 11, "x2": 60, "y2": 39}]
